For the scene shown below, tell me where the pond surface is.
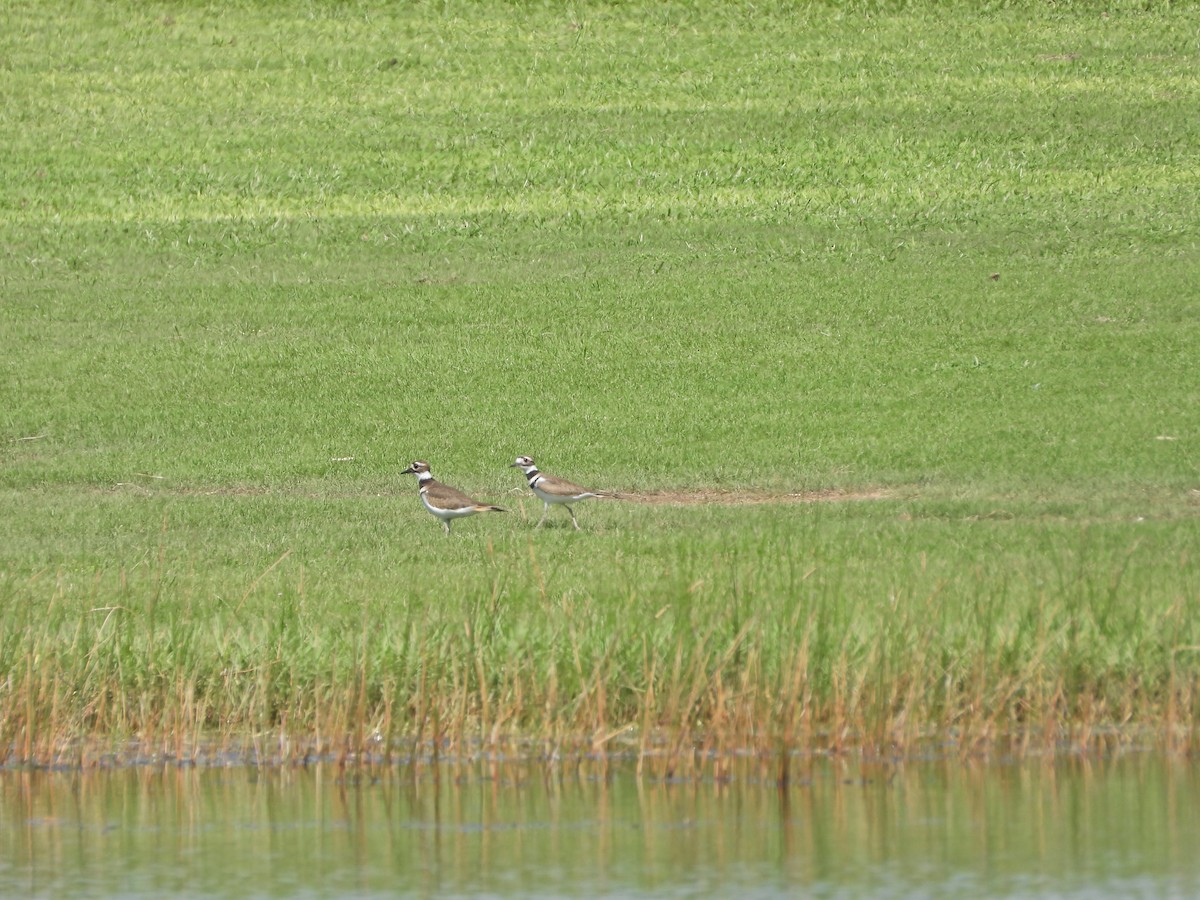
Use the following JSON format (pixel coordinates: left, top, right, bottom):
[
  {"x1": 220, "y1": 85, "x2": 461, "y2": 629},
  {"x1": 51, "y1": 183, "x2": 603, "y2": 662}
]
[{"x1": 2, "y1": 753, "x2": 1197, "y2": 898}]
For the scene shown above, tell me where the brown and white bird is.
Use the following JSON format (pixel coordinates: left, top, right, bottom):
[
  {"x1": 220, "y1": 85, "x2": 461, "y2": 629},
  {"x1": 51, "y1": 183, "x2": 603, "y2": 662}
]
[
  {"x1": 509, "y1": 456, "x2": 611, "y2": 530},
  {"x1": 401, "y1": 460, "x2": 505, "y2": 534}
]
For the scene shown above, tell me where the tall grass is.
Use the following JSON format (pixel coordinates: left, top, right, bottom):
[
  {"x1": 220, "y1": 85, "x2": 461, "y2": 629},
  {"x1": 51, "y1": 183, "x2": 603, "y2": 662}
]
[
  {"x1": 2, "y1": 494, "x2": 1197, "y2": 768},
  {"x1": 2, "y1": 0, "x2": 1199, "y2": 766}
]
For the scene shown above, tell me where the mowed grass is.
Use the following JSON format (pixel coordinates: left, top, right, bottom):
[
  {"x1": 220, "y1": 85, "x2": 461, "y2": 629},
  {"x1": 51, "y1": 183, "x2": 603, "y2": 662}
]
[{"x1": 2, "y1": 0, "x2": 1199, "y2": 766}]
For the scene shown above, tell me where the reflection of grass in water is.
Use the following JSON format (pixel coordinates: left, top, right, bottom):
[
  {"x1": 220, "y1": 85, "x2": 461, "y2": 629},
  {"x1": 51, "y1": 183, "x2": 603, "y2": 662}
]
[
  {"x1": 3, "y1": 2, "x2": 1200, "y2": 766},
  {"x1": 4, "y1": 755, "x2": 1199, "y2": 899}
]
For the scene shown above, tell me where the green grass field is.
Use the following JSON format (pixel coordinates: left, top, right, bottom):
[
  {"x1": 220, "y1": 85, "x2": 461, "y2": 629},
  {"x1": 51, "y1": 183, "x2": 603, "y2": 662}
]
[{"x1": 2, "y1": 0, "x2": 1199, "y2": 767}]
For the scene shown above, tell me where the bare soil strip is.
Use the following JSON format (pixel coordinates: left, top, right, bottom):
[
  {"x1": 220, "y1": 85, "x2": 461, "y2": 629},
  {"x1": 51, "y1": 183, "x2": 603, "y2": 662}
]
[
  {"x1": 110, "y1": 483, "x2": 898, "y2": 505},
  {"x1": 615, "y1": 487, "x2": 895, "y2": 506}
]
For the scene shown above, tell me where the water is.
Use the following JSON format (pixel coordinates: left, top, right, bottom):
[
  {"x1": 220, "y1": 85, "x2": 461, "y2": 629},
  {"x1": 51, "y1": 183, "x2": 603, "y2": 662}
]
[{"x1": 2, "y1": 753, "x2": 1197, "y2": 898}]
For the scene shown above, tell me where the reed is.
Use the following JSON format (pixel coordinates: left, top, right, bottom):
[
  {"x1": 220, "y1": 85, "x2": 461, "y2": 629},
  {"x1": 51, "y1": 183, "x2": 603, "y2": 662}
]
[{"x1": 2, "y1": 500, "x2": 1197, "y2": 768}]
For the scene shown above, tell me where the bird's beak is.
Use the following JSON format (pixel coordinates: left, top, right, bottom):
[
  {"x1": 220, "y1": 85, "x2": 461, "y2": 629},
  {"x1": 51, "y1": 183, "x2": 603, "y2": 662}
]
[
  {"x1": 509, "y1": 462, "x2": 522, "y2": 468},
  {"x1": 402, "y1": 465, "x2": 417, "y2": 475}
]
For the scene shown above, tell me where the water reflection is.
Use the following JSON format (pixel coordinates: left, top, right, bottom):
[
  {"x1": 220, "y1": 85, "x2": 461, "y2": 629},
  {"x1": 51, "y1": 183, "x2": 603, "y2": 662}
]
[{"x1": 2, "y1": 754, "x2": 1198, "y2": 898}]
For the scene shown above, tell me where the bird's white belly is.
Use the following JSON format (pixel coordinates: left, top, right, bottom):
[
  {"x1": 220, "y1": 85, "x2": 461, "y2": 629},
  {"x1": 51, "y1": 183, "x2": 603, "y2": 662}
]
[
  {"x1": 532, "y1": 485, "x2": 577, "y2": 505},
  {"x1": 421, "y1": 494, "x2": 476, "y2": 519}
]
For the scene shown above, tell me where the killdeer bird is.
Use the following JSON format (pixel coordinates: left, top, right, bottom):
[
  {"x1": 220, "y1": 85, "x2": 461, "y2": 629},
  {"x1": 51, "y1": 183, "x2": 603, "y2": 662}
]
[
  {"x1": 401, "y1": 460, "x2": 505, "y2": 534},
  {"x1": 509, "y1": 456, "x2": 611, "y2": 530}
]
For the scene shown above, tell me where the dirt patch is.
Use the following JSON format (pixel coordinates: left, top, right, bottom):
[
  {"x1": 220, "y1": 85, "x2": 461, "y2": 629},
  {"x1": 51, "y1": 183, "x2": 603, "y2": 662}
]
[
  {"x1": 105, "y1": 482, "x2": 274, "y2": 497},
  {"x1": 615, "y1": 487, "x2": 894, "y2": 506},
  {"x1": 102, "y1": 482, "x2": 896, "y2": 506}
]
